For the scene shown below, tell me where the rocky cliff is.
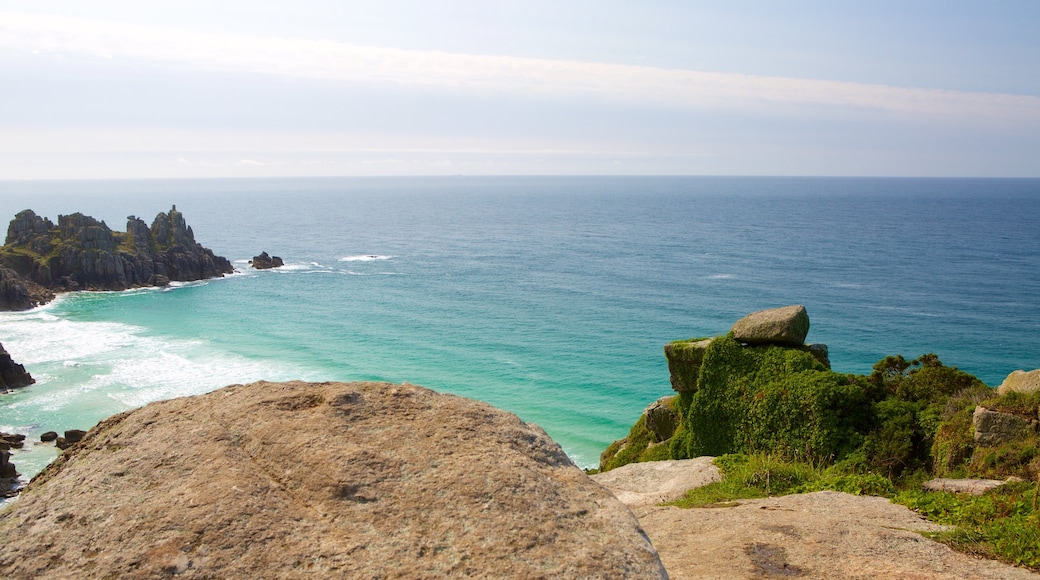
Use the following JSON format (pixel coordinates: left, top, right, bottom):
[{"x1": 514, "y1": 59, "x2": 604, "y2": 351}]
[
  {"x1": 0, "y1": 381, "x2": 666, "y2": 579},
  {"x1": 0, "y1": 206, "x2": 233, "y2": 310},
  {"x1": 0, "y1": 342, "x2": 33, "y2": 391}
]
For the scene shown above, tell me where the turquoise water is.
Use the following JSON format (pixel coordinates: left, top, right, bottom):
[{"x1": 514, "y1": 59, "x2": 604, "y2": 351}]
[{"x1": 1, "y1": 176, "x2": 1039, "y2": 482}]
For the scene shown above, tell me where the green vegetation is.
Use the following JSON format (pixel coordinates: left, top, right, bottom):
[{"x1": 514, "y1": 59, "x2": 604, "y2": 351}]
[
  {"x1": 599, "y1": 398, "x2": 677, "y2": 472},
  {"x1": 670, "y1": 453, "x2": 1040, "y2": 571},
  {"x1": 670, "y1": 336, "x2": 870, "y2": 464},
  {"x1": 602, "y1": 332, "x2": 1040, "y2": 570}
]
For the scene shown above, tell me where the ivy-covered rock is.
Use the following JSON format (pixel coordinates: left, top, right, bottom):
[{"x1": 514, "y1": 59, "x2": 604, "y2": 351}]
[
  {"x1": 670, "y1": 336, "x2": 869, "y2": 463},
  {"x1": 664, "y1": 338, "x2": 712, "y2": 392}
]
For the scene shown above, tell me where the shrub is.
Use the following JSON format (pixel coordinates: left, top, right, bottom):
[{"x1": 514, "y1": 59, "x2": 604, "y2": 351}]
[{"x1": 673, "y1": 337, "x2": 868, "y2": 464}]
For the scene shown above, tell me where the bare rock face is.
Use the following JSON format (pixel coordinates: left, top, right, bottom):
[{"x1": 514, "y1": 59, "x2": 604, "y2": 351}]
[
  {"x1": 0, "y1": 381, "x2": 666, "y2": 579},
  {"x1": 997, "y1": 369, "x2": 1040, "y2": 396},
  {"x1": 973, "y1": 406, "x2": 1036, "y2": 447},
  {"x1": 0, "y1": 342, "x2": 34, "y2": 390},
  {"x1": 731, "y1": 304, "x2": 810, "y2": 346},
  {"x1": 643, "y1": 396, "x2": 679, "y2": 443},
  {"x1": 0, "y1": 267, "x2": 32, "y2": 311}
]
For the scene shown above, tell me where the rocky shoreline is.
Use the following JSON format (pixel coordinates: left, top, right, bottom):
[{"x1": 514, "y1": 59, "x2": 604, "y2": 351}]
[{"x1": 0, "y1": 206, "x2": 233, "y2": 311}]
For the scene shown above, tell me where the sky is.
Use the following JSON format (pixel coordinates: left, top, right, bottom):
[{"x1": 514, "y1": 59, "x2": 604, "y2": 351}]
[{"x1": 1, "y1": 1, "x2": 1039, "y2": 179}]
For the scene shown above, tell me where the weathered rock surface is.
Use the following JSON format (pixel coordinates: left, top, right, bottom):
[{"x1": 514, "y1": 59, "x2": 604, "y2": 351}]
[
  {"x1": 250, "y1": 251, "x2": 284, "y2": 269},
  {"x1": 0, "y1": 433, "x2": 25, "y2": 449},
  {"x1": 997, "y1": 369, "x2": 1040, "y2": 396},
  {"x1": 0, "y1": 342, "x2": 33, "y2": 390},
  {"x1": 634, "y1": 492, "x2": 1038, "y2": 579},
  {"x1": 973, "y1": 405, "x2": 1036, "y2": 446},
  {"x1": 731, "y1": 304, "x2": 810, "y2": 346},
  {"x1": 591, "y1": 457, "x2": 720, "y2": 508},
  {"x1": 664, "y1": 338, "x2": 712, "y2": 392},
  {"x1": 0, "y1": 206, "x2": 233, "y2": 310},
  {"x1": 594, "y1": 463, "x2": 1038, "y2": 579},
  {"x1": 922, "y1": 477, "x2": 1015, "y2": 495},
  {"x1": 0, "y1": 267, "x2": 32, "y2": 311},
  {"x1": 643, "y1": 395, "x2": 679, "y2": 443},
  {"x1": 0, "y1": 381, "x2": 666, "y2": 579}
]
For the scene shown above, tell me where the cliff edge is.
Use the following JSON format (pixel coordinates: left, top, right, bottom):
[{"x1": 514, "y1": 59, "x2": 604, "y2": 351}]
[{"x1": 0, "y1": 381, "x2": 666, "y2": 579}]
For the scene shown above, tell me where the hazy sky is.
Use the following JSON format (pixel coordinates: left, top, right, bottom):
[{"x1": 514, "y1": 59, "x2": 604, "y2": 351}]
[{"x1": 2, "y1": 1, "x2": 1039, "y2": 178}]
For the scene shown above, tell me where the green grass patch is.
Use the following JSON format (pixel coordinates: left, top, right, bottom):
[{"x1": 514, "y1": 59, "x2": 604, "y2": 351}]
[{"x1": 895, "y1": 482, "x2": 1040, "y2": 571}]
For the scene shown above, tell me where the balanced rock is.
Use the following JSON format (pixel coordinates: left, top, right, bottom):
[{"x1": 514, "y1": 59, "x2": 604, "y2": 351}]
[
  {"x1": 0, "y1": 341, "x2": 34, "y2": 390},
  {"x1": 250, "y1": 251, "x2": 284, "y2": 270},
  {"x1": 996, "y1": 369, "x2": 1040, "y2": 396},
  {"x1": 731, "y1": 304, "x2": 810, "y2": 346},
  {"x1": 973, "y1": 406, "x2": 1036, "y2": 447},
  {"x1": 0, "y1": 381, "x2": 666, "y2": 579}
]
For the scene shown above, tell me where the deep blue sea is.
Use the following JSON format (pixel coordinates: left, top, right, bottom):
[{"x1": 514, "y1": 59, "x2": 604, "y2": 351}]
[{"x1": 1, "y1": 176, "x2": 1038, "y2": 483}]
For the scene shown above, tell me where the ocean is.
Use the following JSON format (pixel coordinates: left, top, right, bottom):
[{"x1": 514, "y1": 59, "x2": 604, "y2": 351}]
[{"x1": 1, "y1": 176, "x2": 1038, "y2": 483}]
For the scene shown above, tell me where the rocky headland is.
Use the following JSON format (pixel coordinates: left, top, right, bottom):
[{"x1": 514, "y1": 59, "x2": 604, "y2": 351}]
[
  {"x1": 0, "y1": 206, "x2": 233, "y2": 311},
  {"x1": 0, "y1": 380, "x2": 666, "y2": 579}
]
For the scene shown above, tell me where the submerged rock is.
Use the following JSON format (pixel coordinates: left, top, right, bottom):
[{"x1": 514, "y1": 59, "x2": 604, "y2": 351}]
[{"x1": 0, "y1": 381, "x2": 666, "y2": 579}]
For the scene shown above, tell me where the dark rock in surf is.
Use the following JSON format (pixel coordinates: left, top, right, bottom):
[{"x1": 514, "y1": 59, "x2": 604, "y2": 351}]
[
  {"x1": 0, "y1": 342, "x2": 33, "y2": 390},
  {"x1": 250, "y1": 251, "x2": 284, "y2": 270}
]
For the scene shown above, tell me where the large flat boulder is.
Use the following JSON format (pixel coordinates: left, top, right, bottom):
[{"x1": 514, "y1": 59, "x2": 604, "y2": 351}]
[
  {"x1": 591, "y1": 457, "x2": 720, "y2": 508},
  {"x1": 0, "y1": 381, "x2": 666, "y2": 579},
  {"x1": 997, "y1": 369, "x2": 1040, "y2": 396},
  {"x1": 731, "y1": 304, "x2": 810, "y2": 346}
]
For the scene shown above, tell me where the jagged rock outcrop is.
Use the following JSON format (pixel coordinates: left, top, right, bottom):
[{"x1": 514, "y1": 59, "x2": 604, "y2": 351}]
[
  {"x1": 250, "y1": 251, "x2": 284, "y2": 269},
  {"x1": 0, "y1": 433, "x2": 23, "y2": 497},
  {"x1": 973, "y1": 406, "x2": 1037, "y2": 447},
  {"x1": 0, "y1": 206, "x2": 233, "y2": 310},
  {"x1": 0, "y1": 267, "x2": 32, "y2": 311},
  {"x1": 0, "y1": 381, "x2": 667, "y2": 579},
  {"x1": 0, "y1": 342, "x2": 33, "y2": 390},
  {"x1": 731, "y1": 304, "x2": 810, "y2": 346},
  {"x1": 997, "y1": 369, "x2": 1040, "y2": 396}
]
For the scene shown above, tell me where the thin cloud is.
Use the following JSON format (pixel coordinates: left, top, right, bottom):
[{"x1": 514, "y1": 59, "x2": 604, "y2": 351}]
[{"x1": 3, "y1": 12, "x2": 1039, "y2": 122}]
